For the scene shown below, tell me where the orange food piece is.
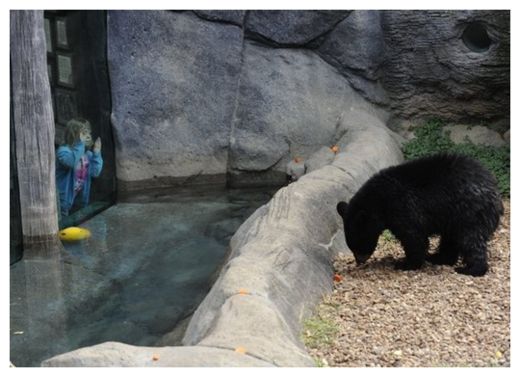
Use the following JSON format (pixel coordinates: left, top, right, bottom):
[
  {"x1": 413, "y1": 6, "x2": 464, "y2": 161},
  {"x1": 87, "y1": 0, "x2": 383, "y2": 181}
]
[
  {"x1": 333, "y1": 273, "x2": 343, "y2": 282},
  {"x1": 235, "y1": 346, "x2": 247, "y2": 354},
  {"x1": 330, "y1": 145, "x2": 339, "y2": 153},
  {"x1": 238, "y1": 288, "x2": 249, "y2": 295},
  {"x1": 152, "y1": 354, "x2": 160, "y2": 361}
]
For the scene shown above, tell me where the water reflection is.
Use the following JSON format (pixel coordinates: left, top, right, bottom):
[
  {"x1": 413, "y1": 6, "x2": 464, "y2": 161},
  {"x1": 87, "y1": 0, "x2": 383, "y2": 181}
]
[{"x1": 10, "y1": 188, "x2": 274, "y2": 366}]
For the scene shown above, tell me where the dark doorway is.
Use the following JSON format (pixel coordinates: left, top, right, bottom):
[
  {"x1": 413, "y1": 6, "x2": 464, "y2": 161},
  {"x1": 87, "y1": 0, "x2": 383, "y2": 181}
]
[{"x1": 44, "y1": 10, "x2": 116, "y2": 228}]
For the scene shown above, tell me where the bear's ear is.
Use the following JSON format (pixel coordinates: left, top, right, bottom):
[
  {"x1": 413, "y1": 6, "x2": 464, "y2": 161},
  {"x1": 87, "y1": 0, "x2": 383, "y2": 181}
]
[{"x1": 336, "y1": 201, "x2": 349, "y2": 217}]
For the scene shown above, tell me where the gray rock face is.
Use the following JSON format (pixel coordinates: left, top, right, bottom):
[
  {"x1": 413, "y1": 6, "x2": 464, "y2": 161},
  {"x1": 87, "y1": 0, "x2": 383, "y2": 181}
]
[
  {"x1": 229, "y1": 41, "x2": 342, "y2": 169},
  {"x1": 318, "y1": 11, "x2": 388, "y2": 105},
  {"x1": 228, "y1": 41, "x2": 386, "y2": 185},
  {"x1": 380, "y1": 10, "x2": 510, "y2": 122},
  {"x1": 108, "y1": 11, "x2": 243, "y2": 187},
  {"x1": 244, "y1": 10, "x2": 350, "y2": 46},
  {"x1": 193, "y1": 10, "x2": 246, "y2": 26},
  {"x1": 106, "y1": 10, "x2": 509, "y2": 191},
  {"x1": 320, "y1": 11, "x2": 384, "y2": 79},
  {"x1": 443, "y1": 124, "x2": 506, "y2": 147}
]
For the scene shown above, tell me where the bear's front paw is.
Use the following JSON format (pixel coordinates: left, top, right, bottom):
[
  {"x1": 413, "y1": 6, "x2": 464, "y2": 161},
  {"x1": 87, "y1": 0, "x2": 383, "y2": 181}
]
[
  {"x1": 426, "y1": 253, "x2": 458, "y2": 266},
  {"x1": 394, "y1": 259, "x2": 423, "y2": 271},
  {"x1": 455, "y1": 265, "x2": 488, "y2": 277}
]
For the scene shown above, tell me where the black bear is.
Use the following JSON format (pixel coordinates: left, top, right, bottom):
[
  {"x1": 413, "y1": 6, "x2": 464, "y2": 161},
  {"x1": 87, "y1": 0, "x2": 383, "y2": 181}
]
[{"x1": 336, "y1": 153, "x2": 504, "y2": 276}]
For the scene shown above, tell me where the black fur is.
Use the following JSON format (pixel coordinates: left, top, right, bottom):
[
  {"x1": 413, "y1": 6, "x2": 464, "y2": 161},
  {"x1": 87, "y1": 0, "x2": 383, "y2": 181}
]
[{"x1": 336, "y1": 153, "x2": 504, "y2": 276}]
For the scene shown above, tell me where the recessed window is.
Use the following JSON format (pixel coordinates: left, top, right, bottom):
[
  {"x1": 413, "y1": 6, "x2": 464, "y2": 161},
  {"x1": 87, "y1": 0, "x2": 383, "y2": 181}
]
[
  {"x1": 462, "y1": 22, "x2": 492, "y2": 52},
  {"x1": 57, "y1": 54, "x2": 73, "y2": 87},
  {"x1": 56, "y1": 18, "x2": 69, "y2": 49},
  {"x1": 44, "y1": 18, "x2": 53, "y2": 52}
]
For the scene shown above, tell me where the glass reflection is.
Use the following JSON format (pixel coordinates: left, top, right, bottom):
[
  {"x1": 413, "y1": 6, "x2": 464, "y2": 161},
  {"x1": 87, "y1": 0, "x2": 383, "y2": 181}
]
[{"x1": 56, "y1": 118, "x2": 103, "y2": 219}]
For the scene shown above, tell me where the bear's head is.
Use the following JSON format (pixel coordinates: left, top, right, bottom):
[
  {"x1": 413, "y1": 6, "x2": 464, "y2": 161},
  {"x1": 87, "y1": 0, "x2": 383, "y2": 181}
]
[{"x1": 337, "y1": 201, "x2": 383, "y2": 265}]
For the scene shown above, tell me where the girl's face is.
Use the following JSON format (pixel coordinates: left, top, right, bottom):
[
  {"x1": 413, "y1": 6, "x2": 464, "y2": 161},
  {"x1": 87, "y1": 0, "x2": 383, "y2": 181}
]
[{"x1": 80, "y1": 127, "x2": 93, "y2": 148}]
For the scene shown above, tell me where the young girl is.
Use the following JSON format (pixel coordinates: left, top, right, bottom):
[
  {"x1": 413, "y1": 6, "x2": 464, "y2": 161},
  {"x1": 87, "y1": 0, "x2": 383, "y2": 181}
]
[{"x1": 56, "y1": 118, "x2": 103, "y2": 216}]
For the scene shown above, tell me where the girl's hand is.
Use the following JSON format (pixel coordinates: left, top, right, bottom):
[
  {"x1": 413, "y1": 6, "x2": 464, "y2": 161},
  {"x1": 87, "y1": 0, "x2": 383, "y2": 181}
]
[{"x1": 93, "y1": 137, "x2": 102, "y2": 153}]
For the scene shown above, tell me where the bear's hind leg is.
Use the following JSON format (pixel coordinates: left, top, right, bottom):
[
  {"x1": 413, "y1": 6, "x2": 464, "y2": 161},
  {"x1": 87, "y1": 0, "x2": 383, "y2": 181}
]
[
  {"x1": 427, "y1": 234, "x2": 459, "y2": 266},
  {"x1": 454, "y1": 232, "x2": 489, "y2": 277},
  {"x1": 394, "y1": 233, "x2": 428, "y2": 271}
]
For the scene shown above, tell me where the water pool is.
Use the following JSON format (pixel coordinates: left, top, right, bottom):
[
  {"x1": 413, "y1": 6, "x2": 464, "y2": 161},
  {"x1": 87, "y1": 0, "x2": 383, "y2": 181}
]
[{"x1": 10, "y1": 188, "x2": 275, "y2": 367}]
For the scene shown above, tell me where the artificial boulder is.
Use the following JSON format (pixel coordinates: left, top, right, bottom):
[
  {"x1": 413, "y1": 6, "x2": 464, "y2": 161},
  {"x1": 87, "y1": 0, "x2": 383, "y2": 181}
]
[
  {"x1": 228, "y1": 41, "x2": 381, "y2": 186},
  {"x1": 108, "y1": 11, "x2": 243, "y2": 191},
  {"x1": 105, "y1": 10, "x2": 509, "y2": 192},
  {"x1": 318, "y1": 10, "x2": 388, "y2": 105},
  {"x1": 380, "y1": 10, "x2": 510, "y2": 123},
  {"x1": 443, "y1": 124, "x2": 506, "y2": 147},
  {"x1": 193, "y1": 10, "x2": 246, "y2": 26},
  {"x1": 244, "y1": 10, "x2": 350, "y2": 46}
]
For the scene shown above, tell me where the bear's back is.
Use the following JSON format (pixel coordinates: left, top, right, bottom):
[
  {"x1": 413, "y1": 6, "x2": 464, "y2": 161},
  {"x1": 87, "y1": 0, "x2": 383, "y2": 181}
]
[
  {"x1": 373, "y1": 153, "x2": 503, "y2": 231},
  {"x1": 381, "y1": 153, "x2": 497, "y2": 194}
]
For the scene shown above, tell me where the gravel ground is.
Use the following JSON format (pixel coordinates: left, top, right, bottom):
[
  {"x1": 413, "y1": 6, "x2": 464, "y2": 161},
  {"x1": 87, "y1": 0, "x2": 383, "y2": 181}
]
[{"x1": 304, "y1": 200, "x2": 510, "y2": 367}]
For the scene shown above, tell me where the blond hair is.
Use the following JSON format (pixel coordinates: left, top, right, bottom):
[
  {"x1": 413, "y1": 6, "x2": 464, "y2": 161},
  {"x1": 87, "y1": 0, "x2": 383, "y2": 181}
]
[{"x1": 64, "y1": 118, "x2": 92, "y2": 147}]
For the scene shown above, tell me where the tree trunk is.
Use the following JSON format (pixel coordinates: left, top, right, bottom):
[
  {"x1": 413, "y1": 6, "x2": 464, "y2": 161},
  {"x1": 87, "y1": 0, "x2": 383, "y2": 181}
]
[{"x1": 10, "y1": 10, "x2": 60, "y2": 253}]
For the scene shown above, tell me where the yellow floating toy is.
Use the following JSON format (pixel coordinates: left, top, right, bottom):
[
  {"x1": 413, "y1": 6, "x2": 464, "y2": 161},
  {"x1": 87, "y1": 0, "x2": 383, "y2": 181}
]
[{"x1": 59, "y1": 227, "x2": 91, "y2": 242}]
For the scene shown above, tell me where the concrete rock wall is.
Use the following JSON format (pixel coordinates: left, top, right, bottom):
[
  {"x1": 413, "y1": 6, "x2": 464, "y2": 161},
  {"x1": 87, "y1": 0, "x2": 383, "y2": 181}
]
[
  {"x1": 380, "y1": 10, "x2": 510, "y2": 123},
  {"x1": 244, "y1": 10, "x2": 350, "y2": 45},
  {"x1": 108, "y1": 11, "x2": 243, "y2": 190},
  {"x1": 107, "y1": 10, "x2": 509, "y2": 191},
  {"x1": 228, "y1": 41, "x2": 368, "y2": 185}
]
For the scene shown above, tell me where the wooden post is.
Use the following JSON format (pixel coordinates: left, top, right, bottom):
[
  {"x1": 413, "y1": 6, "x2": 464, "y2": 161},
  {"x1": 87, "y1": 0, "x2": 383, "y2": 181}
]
[{"x1": 10, "y1": 10, "x2": 60, "y2": 253}]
